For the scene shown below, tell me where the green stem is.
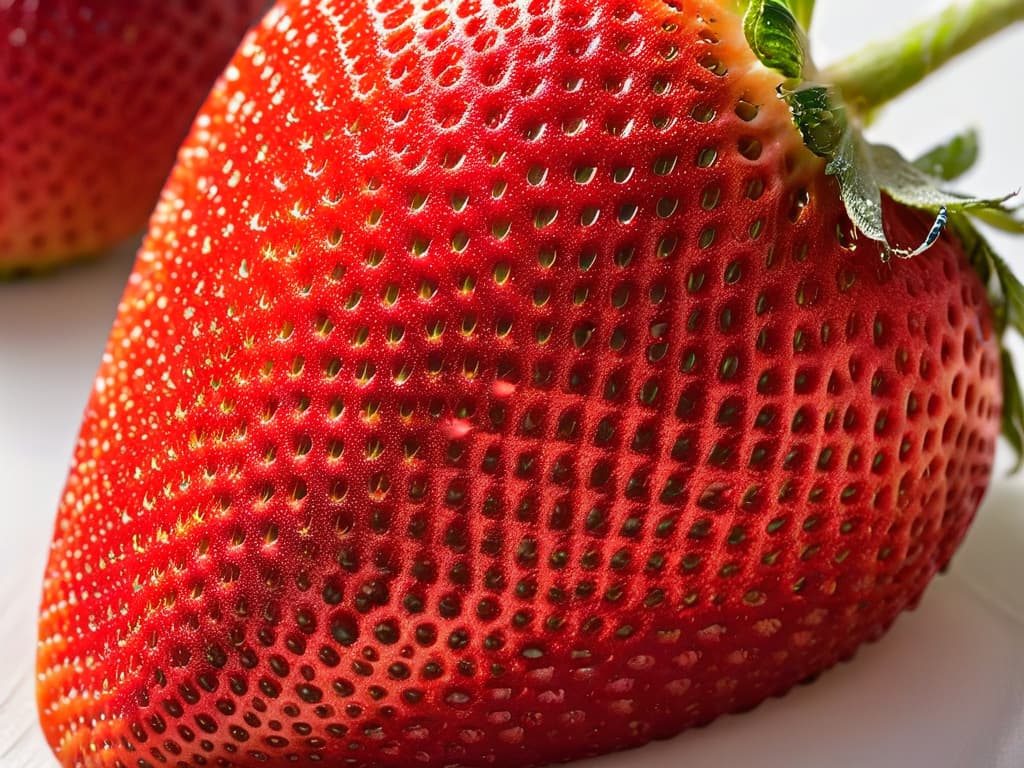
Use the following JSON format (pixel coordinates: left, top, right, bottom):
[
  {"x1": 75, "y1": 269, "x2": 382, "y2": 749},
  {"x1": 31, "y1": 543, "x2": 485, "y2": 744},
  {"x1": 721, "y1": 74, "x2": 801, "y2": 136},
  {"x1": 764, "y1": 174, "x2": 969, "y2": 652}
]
[{"x1": 823, "y1": 0, "x2": 1024, "y2": 114}]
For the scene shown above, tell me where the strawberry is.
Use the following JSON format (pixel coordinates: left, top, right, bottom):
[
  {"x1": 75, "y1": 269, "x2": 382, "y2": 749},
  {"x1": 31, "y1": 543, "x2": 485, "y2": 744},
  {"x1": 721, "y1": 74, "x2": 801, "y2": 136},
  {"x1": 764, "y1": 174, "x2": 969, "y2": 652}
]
[
  {"x1": 36, "y1": 0, "x2": 1024, "y2": 766},
  {"x1": 0, "y1": 0, "x2": 270, "y2": 275}
]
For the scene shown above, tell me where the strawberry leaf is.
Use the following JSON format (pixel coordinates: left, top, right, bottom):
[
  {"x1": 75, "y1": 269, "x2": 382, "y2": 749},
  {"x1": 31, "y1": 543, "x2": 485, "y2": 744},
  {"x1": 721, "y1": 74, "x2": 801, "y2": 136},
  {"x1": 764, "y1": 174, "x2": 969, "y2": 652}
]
[
  {"x1": 913, "y1": 129, "x2": 979, "y2": 182},
  {"x1": 743, "y1": 0, "x2": 807, "y2": 81}
]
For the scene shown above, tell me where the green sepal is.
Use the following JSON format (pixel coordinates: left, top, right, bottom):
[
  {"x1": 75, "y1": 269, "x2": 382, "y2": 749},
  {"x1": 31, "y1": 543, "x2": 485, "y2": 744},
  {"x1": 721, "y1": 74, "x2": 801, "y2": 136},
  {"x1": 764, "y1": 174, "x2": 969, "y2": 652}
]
[
  {"x1": 913, "y1": 129, "x2": 979, "y2": 181},
  {"x1": 788, "y1": 85, "x2": 848, "y2": 158},
  {"x1": 870, "y1": 143, "x2": 1014, "y2": 214},
  {"x1": 970, "y1": 205, "x2": 1024, "y2": 234},
  {"x1": 743, "y1": 0, "x2": 807, "y2": 81},
  {"x1": 823, "y1": 127, "x2": 887, "y2": 246},
  {"x1": 819, "y1": 128, "x2": 956, "y2": 259},
  {"x1": 785, "y1": 84, "x2": 1016, "y2": 259}
]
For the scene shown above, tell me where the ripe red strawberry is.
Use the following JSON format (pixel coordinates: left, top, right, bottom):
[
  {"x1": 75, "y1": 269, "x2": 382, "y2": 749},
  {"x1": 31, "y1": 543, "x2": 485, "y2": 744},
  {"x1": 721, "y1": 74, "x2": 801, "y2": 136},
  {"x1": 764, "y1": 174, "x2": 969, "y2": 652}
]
[
  {"x1": 36, "y1": 0, "x2": 1023, "y2": 766},
  {"x1": 0, "y1": 0, "x2": 270, "y2": 275}
]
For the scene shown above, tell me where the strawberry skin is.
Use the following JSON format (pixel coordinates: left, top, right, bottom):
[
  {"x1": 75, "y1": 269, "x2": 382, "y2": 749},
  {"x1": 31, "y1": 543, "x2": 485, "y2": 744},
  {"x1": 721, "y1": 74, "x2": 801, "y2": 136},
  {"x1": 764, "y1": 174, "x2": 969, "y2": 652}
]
[
  {"x1": 0, "y1": 0, "x2": 270, "y2": 274},
  {"x1": 37, "y1": 1, "x2": 1002, "y2": 767}
]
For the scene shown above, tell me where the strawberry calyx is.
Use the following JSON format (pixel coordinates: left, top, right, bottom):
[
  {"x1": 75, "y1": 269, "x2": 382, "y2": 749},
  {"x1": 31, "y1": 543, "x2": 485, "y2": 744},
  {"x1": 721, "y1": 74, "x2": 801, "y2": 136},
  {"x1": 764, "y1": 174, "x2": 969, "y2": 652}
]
[
  {"x1": 790, "y1": 90, "x2": 1016, "y2": 260},
  {"x1": 744, "y1": 0, "x2": 1022, "y2": 260},
  {"x1": 743, "y1": 0, "x2": 1024, "y2": 467}
]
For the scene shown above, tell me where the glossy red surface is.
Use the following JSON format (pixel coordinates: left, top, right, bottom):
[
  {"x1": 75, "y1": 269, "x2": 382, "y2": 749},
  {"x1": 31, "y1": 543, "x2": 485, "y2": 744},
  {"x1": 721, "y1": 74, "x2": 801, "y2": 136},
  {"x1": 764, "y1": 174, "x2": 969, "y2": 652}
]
[{"x1": 37, "y1": 1, "x2": 1001, "y2": 765}]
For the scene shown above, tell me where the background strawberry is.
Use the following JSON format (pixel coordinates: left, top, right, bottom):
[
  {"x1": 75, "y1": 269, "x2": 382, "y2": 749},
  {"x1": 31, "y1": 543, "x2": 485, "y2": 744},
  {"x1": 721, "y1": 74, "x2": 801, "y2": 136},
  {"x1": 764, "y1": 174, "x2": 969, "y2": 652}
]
[
  {"x1": 33, "y1": 0, "x2": 1023, "y2": 767},
  {"x1": 0, "y1": 0, "x2": 270, "y2": 275}
]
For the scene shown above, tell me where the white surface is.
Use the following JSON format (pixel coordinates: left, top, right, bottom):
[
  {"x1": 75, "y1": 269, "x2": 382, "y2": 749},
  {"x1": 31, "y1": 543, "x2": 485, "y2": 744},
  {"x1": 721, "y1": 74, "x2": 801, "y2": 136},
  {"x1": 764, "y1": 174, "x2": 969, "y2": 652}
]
[{"x1": 2, "y1": 1, "x2": 1024, "y2": 766}]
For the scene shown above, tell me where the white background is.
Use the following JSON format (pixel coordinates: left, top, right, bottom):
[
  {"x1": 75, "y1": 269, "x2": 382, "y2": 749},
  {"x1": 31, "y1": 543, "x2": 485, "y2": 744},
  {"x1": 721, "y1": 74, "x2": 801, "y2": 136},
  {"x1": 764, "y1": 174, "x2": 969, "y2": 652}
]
[{"x1": 2, "y1": 1, "x2": 1023, "y2": 766}]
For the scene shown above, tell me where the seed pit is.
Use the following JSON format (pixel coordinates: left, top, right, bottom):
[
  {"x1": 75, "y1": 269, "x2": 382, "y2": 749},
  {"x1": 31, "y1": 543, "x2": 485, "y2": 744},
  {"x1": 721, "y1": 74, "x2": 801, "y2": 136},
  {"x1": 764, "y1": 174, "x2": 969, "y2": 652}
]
[
  {"x1": 690, "y1": 103, "x2": 716, "y2": 123},
  {"x1": 738, "y1": 137, "x2": 763, "y2": 160},
  {"x1": 654, "y1": 155, "x2": 678, "y2": 176},
  {"x1": 697, "y1": 148, "x2": 718, "y2": 168},
  {"x1": 735, "y1": 99, "x2": 759, "y2": 121},
  {"x1": 701, "y1": 185, "x2": 721, "y2": 210},
  {"x1": 699, "y1": 53, "x2": 728, "y2": 76},
  {"x1": 527, "y1": 166, "x2": 548, "y2": 186}
]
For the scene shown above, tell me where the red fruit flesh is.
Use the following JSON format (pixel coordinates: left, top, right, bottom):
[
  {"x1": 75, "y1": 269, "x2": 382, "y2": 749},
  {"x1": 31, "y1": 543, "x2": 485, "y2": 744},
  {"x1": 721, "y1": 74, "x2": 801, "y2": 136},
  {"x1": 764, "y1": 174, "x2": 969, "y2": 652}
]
[
  {"x1": 37, "y1": 1, "x2": 1002, "y2": 766},
  {"x1": 0, "y1": 0, "x2": 269, "y2": 273}
]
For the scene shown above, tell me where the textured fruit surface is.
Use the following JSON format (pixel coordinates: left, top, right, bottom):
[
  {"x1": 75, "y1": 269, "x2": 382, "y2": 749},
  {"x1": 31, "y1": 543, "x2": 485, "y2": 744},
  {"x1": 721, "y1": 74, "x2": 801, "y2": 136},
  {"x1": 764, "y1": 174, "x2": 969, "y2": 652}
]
[
  {"x1": 0, "y1": 0, "x2": 269, "y2": 274},
  {"x1": 37, "y1": 0, "x2": 1003, "y2": 766}
]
